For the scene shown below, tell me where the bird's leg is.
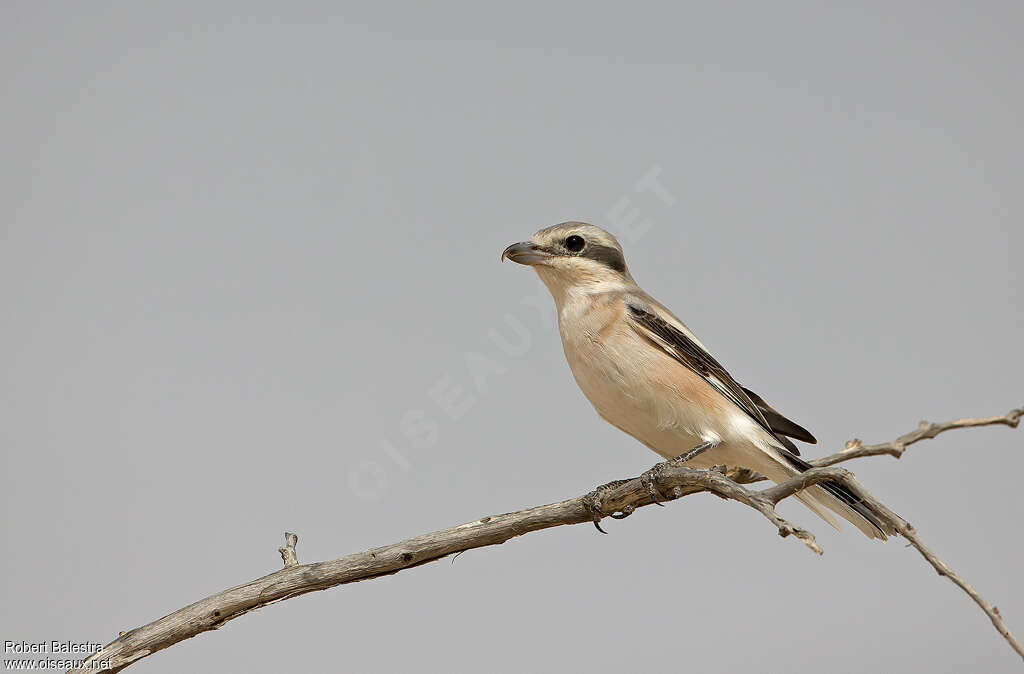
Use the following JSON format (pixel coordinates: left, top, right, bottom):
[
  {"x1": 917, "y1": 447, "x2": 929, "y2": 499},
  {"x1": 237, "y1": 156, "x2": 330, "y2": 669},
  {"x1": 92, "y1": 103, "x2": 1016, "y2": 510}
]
[
  {"x1": 641, "y1": 441, "x2": 718, "y2": 506},
  {"x1": 669, "y1": 440, "x2": 716, "y2": 465}
]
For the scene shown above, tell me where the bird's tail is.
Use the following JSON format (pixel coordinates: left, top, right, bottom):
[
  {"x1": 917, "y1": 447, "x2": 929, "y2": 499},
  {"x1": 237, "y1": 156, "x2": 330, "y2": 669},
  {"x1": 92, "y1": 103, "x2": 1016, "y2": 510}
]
[{"x1": 760, "y1": 452, "x2": 896, "y2": 541}]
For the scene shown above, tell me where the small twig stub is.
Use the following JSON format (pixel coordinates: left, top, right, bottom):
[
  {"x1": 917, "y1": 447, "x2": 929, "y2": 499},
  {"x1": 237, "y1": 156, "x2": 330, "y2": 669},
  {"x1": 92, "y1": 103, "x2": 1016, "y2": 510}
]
[{"x1": 278, "y1": 532, "x2": 299, "y2": 568}]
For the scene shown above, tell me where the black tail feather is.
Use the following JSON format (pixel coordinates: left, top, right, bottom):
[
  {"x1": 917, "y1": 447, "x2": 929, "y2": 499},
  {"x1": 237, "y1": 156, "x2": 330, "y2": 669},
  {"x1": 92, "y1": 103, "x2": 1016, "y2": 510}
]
[{"x1": 780, "y1": 452, "x2": 893, "y2": 538}]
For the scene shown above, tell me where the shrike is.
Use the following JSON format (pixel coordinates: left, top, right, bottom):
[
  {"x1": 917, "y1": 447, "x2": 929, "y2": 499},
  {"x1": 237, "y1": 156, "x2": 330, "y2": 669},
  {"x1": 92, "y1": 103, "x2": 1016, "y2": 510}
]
[{"x1": 503, "y1": 222, "x2": 893, "y2": 539}]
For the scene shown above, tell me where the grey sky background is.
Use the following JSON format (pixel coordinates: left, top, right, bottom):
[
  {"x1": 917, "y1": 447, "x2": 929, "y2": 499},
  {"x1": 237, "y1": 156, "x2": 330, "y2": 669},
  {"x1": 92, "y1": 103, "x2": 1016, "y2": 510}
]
[{"x1": 3, "y1": 2, "x2": 1022, "y2": 672}]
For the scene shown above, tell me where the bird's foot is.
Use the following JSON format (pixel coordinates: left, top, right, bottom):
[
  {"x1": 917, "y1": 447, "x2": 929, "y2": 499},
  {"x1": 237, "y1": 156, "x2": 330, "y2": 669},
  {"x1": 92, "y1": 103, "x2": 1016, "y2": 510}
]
[
  {"x1": 640, "y1": 464, "x2": 668, "y2": 506},
  {"x1": 584, "y1": 479, "x2": 636, "y2": 531},
  {"x1": 640, "y1": 441, "x2": 716, "y2": 506}
]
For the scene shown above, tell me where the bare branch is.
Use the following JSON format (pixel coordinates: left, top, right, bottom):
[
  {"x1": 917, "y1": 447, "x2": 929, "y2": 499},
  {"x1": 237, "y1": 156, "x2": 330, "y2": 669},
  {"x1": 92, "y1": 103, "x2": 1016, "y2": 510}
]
[
  {"x1": 650, "y1": 467, "x2": 823, "y2": 555},
  {"x1": 70, "y1": 409, "x2": 1023, "y2": 673},
  {"x1": 814, "y1": 407, "x2": 1022, "y2": 466},
  {"x1": 727, "y1": 406, "x2": 1023, "y2": 485},
  {"x1": 898, "y1": 524, "x2": 1023, "y2": 659},
  {"x1": 762, "y1": 466, "x2": 1024, "y2": 660}
]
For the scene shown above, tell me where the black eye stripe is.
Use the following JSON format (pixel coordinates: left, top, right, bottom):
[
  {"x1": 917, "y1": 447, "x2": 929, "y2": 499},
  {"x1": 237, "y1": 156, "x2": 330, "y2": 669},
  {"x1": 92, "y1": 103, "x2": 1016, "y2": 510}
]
[
  {"x1": 535, "y1": 238, "x2": 627, "y2": 273},
  {"x1": 581, "y1": 243, "x2": 627, "y2": 273}
]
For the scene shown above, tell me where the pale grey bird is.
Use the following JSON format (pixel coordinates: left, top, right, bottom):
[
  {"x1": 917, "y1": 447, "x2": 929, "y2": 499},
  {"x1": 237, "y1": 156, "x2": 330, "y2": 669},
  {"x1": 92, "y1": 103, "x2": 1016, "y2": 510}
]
[{"x1": 502, "y1": 222, "x2": 893, "y2": 539}]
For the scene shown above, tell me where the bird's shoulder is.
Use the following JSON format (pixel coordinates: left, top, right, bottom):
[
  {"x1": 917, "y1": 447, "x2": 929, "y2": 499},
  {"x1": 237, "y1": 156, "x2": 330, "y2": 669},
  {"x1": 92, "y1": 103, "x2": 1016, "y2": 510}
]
[{"x1": 620, "y1": 289, "x2": 711, "y2": 353}]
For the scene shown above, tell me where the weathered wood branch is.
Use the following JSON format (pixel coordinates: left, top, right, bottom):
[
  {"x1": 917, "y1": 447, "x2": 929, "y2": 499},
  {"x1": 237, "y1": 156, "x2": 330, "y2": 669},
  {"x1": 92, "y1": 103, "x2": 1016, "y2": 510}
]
[
  {"x1": 722, "y1": 407, "x2": 1024, "y2": 485},
  {"x1": 814, "y1": 408, "x2": 1024, "y2": 465},
  {"x1": 71, "y1": 407, "x2": 1023, "y2": 673}
]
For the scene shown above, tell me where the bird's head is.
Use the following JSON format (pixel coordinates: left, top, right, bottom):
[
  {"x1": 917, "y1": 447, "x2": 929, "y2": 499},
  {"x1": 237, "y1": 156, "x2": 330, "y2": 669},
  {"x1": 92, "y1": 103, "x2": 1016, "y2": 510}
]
[{"x1": 502, "y1": 222, "x2": 635, "y2": 302}]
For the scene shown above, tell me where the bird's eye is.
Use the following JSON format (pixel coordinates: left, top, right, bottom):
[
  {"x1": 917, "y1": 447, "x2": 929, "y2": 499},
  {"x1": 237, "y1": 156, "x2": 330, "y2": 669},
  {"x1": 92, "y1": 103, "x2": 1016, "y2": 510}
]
[{"x1": 564, "y1": 235, "x2": 585, "y2": 252}]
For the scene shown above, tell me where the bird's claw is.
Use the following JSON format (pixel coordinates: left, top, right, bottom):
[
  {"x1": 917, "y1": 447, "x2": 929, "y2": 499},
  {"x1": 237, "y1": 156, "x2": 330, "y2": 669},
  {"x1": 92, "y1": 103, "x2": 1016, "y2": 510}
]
[{"x1": 582, "y1": 489, "x2": 609, "y2": 534}]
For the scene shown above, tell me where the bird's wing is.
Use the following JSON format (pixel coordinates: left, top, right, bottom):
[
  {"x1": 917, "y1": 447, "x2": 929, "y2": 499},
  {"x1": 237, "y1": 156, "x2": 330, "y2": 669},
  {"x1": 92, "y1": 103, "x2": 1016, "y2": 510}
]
[
  {"x1": 741, "y1": 386, "x2": 817, "y2": 444},
  {"x1": 625, "y1": 302, "x2": 812, "y2": 453},
  {"x1": 626, "y1": 301, "x2": 888, "y2": 537}
]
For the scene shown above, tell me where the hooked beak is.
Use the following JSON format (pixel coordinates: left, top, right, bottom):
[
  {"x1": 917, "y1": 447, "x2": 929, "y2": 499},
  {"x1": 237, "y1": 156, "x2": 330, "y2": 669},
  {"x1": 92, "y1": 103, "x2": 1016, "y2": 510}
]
[{"x1": 501, "y1": 241, "x2": 552, "y2": 266}]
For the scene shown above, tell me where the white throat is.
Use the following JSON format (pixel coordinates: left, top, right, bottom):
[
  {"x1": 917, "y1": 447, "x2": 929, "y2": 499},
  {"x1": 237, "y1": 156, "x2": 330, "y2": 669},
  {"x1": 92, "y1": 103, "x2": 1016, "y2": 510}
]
[{"x1": 533, "y1": 266, "x2": 634, "y2": 313}]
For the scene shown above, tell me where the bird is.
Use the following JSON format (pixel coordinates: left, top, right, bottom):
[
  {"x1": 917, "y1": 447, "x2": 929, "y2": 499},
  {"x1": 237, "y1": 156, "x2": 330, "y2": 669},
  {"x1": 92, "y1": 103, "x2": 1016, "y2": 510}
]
[{"x1": 502, "y1": 222, "x2": 893, "y2": 539}]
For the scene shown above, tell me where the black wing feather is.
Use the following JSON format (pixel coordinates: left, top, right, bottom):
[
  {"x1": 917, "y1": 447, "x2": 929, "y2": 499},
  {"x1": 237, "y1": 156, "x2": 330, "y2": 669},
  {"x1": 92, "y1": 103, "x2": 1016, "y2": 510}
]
[
  {"x1": 741, "y1": 386, "x2": 817, "y2": 445},
  {"x1": 626, "y1": 304, "x2": 812, "y2": 452}
]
